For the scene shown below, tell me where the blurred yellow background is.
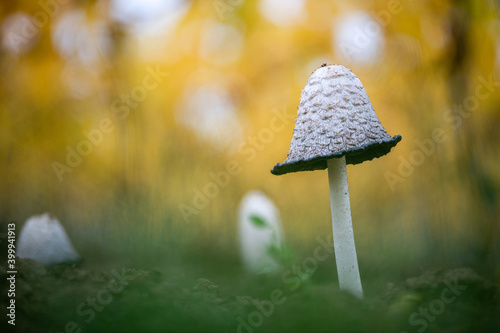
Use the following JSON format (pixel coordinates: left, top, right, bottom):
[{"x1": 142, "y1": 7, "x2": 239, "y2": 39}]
[{"x1": 1, "y1": 0, "x2": 499, "y2": 280}]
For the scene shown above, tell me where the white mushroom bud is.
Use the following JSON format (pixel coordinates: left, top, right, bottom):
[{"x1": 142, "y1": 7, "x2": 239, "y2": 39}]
[
  {"x1": 17, "y1": 213, "x2": 81, "y2": 266},
  {"x1": 238, "y1": 190, "x2": 283, "y2": 274}
]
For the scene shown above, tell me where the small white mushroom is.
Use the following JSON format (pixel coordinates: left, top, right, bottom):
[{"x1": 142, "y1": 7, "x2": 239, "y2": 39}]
[
  {"x1": 272, "y1": 64, "x2": 401, "y2": 298},
  {"x1": 238, "y1": 190, "x2": 284, "y2": 274},
  {"x1": 17, "y1": 213, "x2": 81, "y2": 266}
]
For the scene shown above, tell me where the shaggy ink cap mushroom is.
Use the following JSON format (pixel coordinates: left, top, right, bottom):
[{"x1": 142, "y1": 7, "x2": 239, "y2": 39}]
[
  {"x1": 271, "y1": 64, "x2": 401, "y2": 175},
  {"x1": 270, "y1": 63, "x2": 401, "y2": 299}
]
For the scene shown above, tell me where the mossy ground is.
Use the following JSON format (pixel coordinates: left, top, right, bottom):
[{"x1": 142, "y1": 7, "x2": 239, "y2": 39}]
[{"x1": 1, "y1": 256, "x2": 498, "y2": 333}]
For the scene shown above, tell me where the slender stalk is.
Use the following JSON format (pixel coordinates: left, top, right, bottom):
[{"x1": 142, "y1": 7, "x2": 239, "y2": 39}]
[{"x1": 327, "y1": 156, "x2": 363, "y2": 299}]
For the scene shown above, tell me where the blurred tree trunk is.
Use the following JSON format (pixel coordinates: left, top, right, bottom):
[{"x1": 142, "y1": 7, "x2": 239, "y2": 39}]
[{"x1": 444, "y1": 0, "x2": 497, "y2": 277}]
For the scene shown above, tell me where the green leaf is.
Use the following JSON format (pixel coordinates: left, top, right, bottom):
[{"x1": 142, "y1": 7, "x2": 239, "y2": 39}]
[{"x1": 249, "y1": 215, "x2": 269, "y2": 228}]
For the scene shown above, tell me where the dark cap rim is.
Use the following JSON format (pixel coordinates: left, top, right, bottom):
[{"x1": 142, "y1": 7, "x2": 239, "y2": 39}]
[{"x1": 271, "y1": 135, "x2": 402, "y2": 175}]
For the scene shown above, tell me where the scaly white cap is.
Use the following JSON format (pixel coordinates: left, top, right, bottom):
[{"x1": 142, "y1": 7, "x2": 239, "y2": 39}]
[{"x1": 272, "y1": 64, "x2": 401, "y2": 175}]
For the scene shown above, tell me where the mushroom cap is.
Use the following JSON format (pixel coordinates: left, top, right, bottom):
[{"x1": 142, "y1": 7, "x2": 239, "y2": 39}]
[
  {"x1": 17, "y1": 213, "x2": 81, "y2": 266},
  {"x1": 271, "y1": 64, "x2": 401, "y2": 175}
]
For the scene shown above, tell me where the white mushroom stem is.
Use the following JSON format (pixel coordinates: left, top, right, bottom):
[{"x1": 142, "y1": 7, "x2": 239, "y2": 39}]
[{"x1": 327, "y1": 156, "x2": 363, "y2": 299}]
